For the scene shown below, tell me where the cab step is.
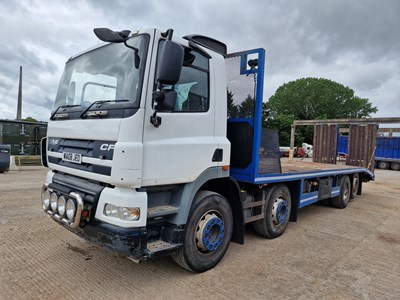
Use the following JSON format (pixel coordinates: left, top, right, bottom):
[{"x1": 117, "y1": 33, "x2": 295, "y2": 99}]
[
  {"x1": 147, "y1": 240, "x2": 181, "y2": 256},
  {"x1": 147, "y1": 205, "x2": 179, "y2": 219}
]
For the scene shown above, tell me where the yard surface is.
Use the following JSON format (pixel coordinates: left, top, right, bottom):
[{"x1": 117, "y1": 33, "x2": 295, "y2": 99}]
[{"x1": 0, "y1": 166, "x2": 399, "y2": 299}]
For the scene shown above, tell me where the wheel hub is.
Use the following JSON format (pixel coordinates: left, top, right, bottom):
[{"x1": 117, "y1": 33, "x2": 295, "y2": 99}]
[
  {"x1": 195, "y1": 212, "x2": 225, "y2": 252},
  {"x1": 272, "y1": 198, "x2": 289, "y2": 225}
]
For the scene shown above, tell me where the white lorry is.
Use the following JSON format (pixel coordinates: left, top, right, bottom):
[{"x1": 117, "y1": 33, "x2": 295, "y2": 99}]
[{"x1": 41, "y1": 27, "x2": 373, "y2": 272}]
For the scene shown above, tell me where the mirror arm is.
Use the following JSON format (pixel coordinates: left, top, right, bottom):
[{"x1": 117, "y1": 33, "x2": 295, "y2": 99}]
[
  {"x1": 167, "y1": 29, "x2": 174, "y2": 40},
  {"x1": 150, "y1": 111, "x2": 162, "y2": 128},
  {"x1": 150, "y1": 91, "x2": 164, "y2": 128},
  {"x1": 151, "y1": 83, "x2": 163, "y2": 127},
  {"x1": 123, "y1": 40, "x2": 140, "y2": 69},
  {"x1": 161, "y1": 28, "x2": 174, "y2": 40},
  {"x1": 123, "y1": 40, "x2": 139, "y2": 53}
]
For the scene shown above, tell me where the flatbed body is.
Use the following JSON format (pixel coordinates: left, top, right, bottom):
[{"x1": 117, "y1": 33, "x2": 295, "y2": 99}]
[
  {"x1": 281, "y1": 158, "x2": 359, "y2": 173},
  {"x1": 248, "y1": 159, "x2": 373, "y2": 209},
  {"x1": 253, "y1": 158, "x2": 372, "y2": 183},
  {"x1": 277, "y1": 159, "x2": 372, "y2": 181}
]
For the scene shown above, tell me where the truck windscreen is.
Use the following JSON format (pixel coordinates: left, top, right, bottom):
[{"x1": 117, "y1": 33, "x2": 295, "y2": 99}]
[{"x1": 53, "y1": 34, "x2": 149, "y2": 115}]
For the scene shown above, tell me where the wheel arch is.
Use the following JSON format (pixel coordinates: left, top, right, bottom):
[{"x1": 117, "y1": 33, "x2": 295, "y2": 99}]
[
  {"x1": 167, "y1": 167, "x2": 243, "y2": 244},
  {"x1": 200, "y1": 177, "x2": 244, "y2": 244},
  {"x1": 280, "y1": 181, "x2": 300, "y2": 222}
]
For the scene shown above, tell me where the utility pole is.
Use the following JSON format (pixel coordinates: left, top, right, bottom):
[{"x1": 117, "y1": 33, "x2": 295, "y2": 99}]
[{"x1": 16, "y1": 66, "x2": 22, "y2": 120}]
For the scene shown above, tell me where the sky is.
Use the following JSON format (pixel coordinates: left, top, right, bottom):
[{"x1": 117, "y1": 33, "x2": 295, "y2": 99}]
[{"x1": 0, "y1": 0, "x2": 399, "y2": 122}]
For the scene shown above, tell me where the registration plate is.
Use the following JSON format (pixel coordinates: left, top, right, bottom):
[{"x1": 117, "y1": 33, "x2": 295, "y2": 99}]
[{"x1": 62, "y1": 152, "x2": 82, "y2": 164}]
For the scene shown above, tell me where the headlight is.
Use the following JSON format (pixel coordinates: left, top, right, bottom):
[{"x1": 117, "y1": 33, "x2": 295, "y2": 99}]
[
  {"x1": 66, "y1": 198, "x2": 76, "y2": 220},
  {"x1": 50, "y1": 193, "x2": 58, "y2": 211},
  {"x1": 57, "y1": 196, "x2": 67, "y2": 216},
  {"x1": 41, "y1": 190, "x2": 51, "y2": 210},
  {"x1": 104, "y1": 204, "x2": 140, "y2": 221},
  {"x1": 120, "y1": 207, "x2": 140, "y2": 221},
  {"x1": 104, "y1": 203, "x2": 118, "y2": 216}
]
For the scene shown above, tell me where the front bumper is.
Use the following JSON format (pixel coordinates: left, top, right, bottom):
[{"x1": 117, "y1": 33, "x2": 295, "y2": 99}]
[
  {"x1": 76, "y1": 221, "x2": 148, "y2": 260},
  {"x1": 42, "y1": 171, "x2": 150, "y2": 260}
]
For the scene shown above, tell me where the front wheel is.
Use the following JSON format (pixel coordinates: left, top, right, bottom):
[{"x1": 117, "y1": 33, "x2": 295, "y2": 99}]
[
  {"x1": 253, "y1": 184, "x2": 292, "y2": 239},
  {"x1": 172, "y1": 191, "x2": 233, "y2": 272}
]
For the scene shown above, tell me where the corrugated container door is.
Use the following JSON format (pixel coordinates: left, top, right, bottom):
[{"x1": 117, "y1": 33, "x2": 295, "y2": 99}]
[
  {"x1": 347, "y1": 124, "x2": 378, "y2": 171},
  {"x1": 313, "y1": 124, "x2": 338, "y2": 164}
]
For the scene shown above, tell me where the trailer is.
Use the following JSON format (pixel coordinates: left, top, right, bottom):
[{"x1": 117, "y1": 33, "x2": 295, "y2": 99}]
[
  {"x1": 40, "y1": 27, "x2": 374, "y2": 272},
  {"x1": 338, "y1": 135, "x2": 400, "y2": 171}
]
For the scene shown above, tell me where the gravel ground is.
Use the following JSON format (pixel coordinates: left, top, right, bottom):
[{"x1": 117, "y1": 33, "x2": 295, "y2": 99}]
[{"x1": 0, "y1": 167, "x2": 399, "y2": 300}]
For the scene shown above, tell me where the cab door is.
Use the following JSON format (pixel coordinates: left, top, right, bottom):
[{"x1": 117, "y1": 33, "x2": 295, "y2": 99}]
[{"x1": 142, "y1": 41, "x2": 218, "y2": 186}]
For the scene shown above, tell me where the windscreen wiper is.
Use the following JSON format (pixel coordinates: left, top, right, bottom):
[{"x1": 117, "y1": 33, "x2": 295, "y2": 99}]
[
  {"x1": 50, "y1": 104, "x2": 81, "y2": 120},
  {"x1": 80, "y1": 99, "x2": 129, "y2": 119}
]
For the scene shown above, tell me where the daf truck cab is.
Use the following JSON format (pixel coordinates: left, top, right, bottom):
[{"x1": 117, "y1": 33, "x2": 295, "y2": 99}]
[{"x1": 42, "y1": 28, "x2": 238, "y2": 272}]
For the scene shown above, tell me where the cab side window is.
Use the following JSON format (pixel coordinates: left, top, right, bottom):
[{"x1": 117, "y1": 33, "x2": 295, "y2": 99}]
[
  {"x1": 175, "y1": 49, "x2": 209, "y2": 112},
  {"x1": 157, "y1": 42, "x2": 210, "y2": 112}
]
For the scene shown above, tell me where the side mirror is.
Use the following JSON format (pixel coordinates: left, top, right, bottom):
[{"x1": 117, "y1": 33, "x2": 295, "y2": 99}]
[
  {"x1": 150, "y1": 33, "x2": 184, "y2": 128},
  {"x1": 156, "y1": 41, "x2": 184, "y2": 85}
]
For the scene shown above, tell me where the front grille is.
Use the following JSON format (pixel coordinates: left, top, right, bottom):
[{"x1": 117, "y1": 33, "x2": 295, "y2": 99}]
[{"x1": 47, "y1": 137, "x2": 115, "y2": 176}]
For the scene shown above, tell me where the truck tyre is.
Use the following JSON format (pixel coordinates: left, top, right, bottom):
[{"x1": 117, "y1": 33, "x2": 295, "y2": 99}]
[
  {"x1": 390, "y1": 162, "x2": 400, "y2": 171},
  {"x1": 330, "y1": 176, "x2": 351, "y2": 209},
  {"x1": 378, "y1": 161, "x2": 389, "y2": 169},
  {"x1": 253, "y1": 184, "x2": 291, "y2": 239},
  {"x1": 171, "y1": 190, "x2": 233, "y2": 272},
  {"x1": 350, "y1": 173, "x2": 359, "y2": 199}
]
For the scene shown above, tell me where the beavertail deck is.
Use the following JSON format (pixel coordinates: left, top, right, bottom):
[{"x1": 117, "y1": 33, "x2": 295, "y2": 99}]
[
  {"x1": 280, "y1": 159, "x2": 360, "y2": 174},
  {"x1": 254, "y1": 158, "x2": 374, "y2": 185}
]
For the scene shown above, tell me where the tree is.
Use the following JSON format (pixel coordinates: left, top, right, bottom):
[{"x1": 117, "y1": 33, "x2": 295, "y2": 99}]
[
  {"x1": 266, "y1": 77, "x2": 378, "y2": 145},
  {"x1": 238, "y1": 94, "x2": 255, "y2": 118},
  {"x1": 227, "y1": 91, "x2": 239, "y2": 118},
  {"x1": 227, "y1": 91, "x2": 255, "y2": 118},
  {"x1": 265, "y1": 114, "x2": 294, "y2": 146},
  {"x1": 22, "y1": 117, "x2": 38, "y2": 122}
]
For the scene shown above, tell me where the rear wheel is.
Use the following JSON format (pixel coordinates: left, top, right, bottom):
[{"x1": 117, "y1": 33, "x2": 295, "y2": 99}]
[
  {"x1": 390, "y1": 162, "x2": 400, "y2": 171},
  {"x1": 172, "y1": 191, "x2": 233, "y2": 272},
  {"x1": 253, "y1": 184, "x2": 291, "y2": 239},
  {"x1": 350, "y1": 173, "x2": 360, "y2": 199},
  {"x1": 330, "y1": 176, "x2": 351, "y2": 208},
  {"x1": 378, "y1": 161, "x2": 389, "y2": 169}
]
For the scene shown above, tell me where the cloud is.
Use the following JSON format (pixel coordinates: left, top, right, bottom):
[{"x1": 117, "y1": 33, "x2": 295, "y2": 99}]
[{"x1": 0, "y1": 0, "x2": 399, "y2": 121}]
